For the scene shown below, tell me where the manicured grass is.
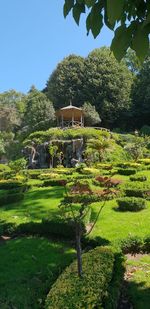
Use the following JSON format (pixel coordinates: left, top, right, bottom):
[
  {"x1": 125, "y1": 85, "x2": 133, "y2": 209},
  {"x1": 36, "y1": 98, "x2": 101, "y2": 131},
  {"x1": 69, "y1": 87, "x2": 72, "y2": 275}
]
[
  {"x1": 0, "y1": 237, "x2": 75, "y2": 309},
  {"x1": 90, "y1": 199, "x2": 150, "y2": 243},
  {"x1": 0, "y1": 186, "x2": 64, "y2": 230},
  {"x1": 126, "y1": 255, "x2": 150, "y2": 309}
]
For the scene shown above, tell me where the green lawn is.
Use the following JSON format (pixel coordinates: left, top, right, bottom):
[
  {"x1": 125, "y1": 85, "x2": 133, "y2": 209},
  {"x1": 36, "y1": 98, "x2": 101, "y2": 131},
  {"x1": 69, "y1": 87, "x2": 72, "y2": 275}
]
[
  {"x1": 90, "y1": 199, "x2": 150, "y2": 243},
  {"x1": 0, "y1": 186, "x2": 64, "y2": 229},
  {"x1": 0, "y1": 237, "x2": 75, "y2": 309},
  {"x1": 126, "y1": 255, "x2": 150, "y2": 309}
]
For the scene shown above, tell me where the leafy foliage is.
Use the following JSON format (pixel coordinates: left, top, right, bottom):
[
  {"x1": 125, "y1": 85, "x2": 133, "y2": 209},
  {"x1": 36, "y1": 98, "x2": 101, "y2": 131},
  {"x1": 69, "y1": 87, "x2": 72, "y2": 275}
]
[
  {"x1": 45, "y1": 246, "x2": 115, "y2": 309},
  {"x1": 63, "y1": 0, "x2": 150, "y2": 61}
]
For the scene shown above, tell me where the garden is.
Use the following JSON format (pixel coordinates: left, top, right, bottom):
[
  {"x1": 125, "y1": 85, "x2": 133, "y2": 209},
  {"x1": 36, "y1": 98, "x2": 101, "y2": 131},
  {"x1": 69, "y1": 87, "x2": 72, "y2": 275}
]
[{"x1": 0, "y1": 129, "x2": 150, "y2": 308}]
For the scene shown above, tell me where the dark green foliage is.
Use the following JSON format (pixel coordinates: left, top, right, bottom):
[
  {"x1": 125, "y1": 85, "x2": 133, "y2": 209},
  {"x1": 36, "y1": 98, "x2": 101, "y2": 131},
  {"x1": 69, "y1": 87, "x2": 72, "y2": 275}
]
[
  {"x1": 104, "y1": 253, "x2": 125, "y2": 309},
  {"x1": 133, "y1": 57, "x2": 150, "y2": 128},
  {"x1": 120, "y1": 236, "x2": 144, "y2": 254},
  {"x1": 63, "y1": 1, "x2": 150, "y2": 61},
  {"x1": 45, "y1": 246, "x2": 115, "y2": 309},
  {"x1": 46, "y1": 55, "x2": 85, "y2": 108},
  {"x1": 0, "y1": 191, "x2": 24, "y2": 206},
  {"x1": 23, "y1": 86, "x2": 55, "y2": 133},
  {"x1": 117, "y1": 197, "x2": 146, "y2": 212},
  {"x1": 130, "y1": 175, "x2": 147, "y2": 182},
  {"x1": 120, "y1": 235, "x2": 150, "y2": 254},
  {"x1": 117, "y1": 168, "x2": 136, "y2": 175},
  {"x1": 140, "y1": 125, "x2": 150, "y2": 136},
  {"x1": 82, "y1": 101, "x2": 101, "y2": 126},
  {"x1": 123, "y1": 181, "x2": 150, "y2": 198},
  {"x1": 43, "y1": 179, "x2": 67, "y2": 187},
  {"x1": 143, "y1": 236, "x2": 150, "y2": 253},
  {"x1": 0, "y1": 180, "x2": 24, "y2": 190}
]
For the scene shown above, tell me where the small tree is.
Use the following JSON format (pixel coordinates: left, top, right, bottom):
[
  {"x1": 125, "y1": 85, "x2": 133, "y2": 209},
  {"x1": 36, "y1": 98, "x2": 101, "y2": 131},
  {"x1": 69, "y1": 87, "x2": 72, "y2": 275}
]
[
  {"x1": 48, "y1": 144, "x2": 58, "y2": 168},
  {"x1": 59, "y1": 179, "x2": 113, "y2": 277},
  {"x1": 82, "y1": 102, "x2": 101, "y2": 126}
]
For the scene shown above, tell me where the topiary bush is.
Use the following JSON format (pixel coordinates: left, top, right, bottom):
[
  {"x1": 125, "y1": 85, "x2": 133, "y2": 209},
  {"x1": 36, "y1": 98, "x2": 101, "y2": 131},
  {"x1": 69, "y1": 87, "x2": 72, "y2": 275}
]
[
  {"x1": 120, "y1": 235, "x2": 150, "y2": 254},
  {"x1": 42, "y1": 179, "x2": 67, "y2": 187},
  {"x1": 0, "y1": 180, "x2": 25, "y2": 190},
  {"x1": 117, "y1": 197, "x2": 146, "y2": 212},
  {"x1": 122, "y1": 181, "x2": 150, "y2": 198},
  {"x1": 117, "y1": 168, "x2": 136, "y2": 175},
  {"x1": 130, "y1": 175, "x2": 147, "y2": 182},
  {"x1": 45, "y1": 247, "x2": 117, "y2": 309}
]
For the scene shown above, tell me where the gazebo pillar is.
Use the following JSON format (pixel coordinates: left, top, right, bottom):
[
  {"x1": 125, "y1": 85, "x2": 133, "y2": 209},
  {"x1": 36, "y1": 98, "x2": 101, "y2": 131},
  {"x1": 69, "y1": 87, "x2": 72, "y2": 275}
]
[
  {"x1": 61, "y1": 114, "x2": 64, "y2": 127},
  {"x1": 81, "y1": 113, "x2": 83, "y2": 126}
]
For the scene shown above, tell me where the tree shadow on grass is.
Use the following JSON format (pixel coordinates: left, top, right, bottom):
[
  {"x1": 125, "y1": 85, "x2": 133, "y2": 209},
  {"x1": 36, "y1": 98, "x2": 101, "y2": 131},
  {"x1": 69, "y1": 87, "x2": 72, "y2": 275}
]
[
  {"x1": 0, "y1": 237, "x2": 75, "y2": 309},
  {"x1": 127, "y1": 280, "x2": 150, "y2": 309}
]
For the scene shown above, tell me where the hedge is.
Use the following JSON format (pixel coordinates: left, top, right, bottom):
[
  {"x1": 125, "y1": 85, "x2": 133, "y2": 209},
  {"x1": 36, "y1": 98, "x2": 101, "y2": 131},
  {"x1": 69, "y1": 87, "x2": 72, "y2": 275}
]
[
  {"x1": 130, "y1": 175, "x2": 147, "y2": 182},
  {"x1": 123, "y1": 182, "x2": 150, "y2": 198},
  {"x1": 43, "y1": 179, "x2": 67, "y2": 187},
  {"x1": 117, "y1": 168, "x2": 136, "y2": 175},
  {"x1": 45, "y1": 247, "x2": 116, "y2": 309},
  {"x1": 0, "y1": 180, "x2": 24, "y2": 190},
  {"x1": 0, "y1": 192, "x2": 24, "y2": 206},
  {"x1": 117, "y1": 197, "x2": 146, "y2": 212}
]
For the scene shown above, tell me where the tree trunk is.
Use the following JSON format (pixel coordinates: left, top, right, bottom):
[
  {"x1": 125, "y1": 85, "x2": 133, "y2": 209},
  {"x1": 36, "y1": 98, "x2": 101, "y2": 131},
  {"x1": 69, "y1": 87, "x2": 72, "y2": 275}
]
[{"x1": 76, "y1": 222, "x2": 82, "y2": 278}]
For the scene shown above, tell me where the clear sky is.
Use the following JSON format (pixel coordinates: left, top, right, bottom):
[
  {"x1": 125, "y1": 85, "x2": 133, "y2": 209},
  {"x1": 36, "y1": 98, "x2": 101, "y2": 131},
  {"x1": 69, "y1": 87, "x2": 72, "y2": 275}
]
[{"x1": 0, "y1": 0, "x2": 113, "y2": 94}]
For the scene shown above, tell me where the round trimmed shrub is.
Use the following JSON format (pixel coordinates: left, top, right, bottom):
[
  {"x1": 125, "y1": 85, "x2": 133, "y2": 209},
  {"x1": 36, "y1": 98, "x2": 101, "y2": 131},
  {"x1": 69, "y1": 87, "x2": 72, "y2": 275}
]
[
  {"x1": 117, "y1": 197, "x2": 146, "y2": 211},
  {"x1": 45, "y1": 247, "x2": 115, "y2": 309}
]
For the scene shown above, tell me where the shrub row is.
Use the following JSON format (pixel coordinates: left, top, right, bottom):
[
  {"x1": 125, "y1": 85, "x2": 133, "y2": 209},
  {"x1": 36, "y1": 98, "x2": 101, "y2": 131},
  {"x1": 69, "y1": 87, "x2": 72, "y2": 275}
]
[
  {"x1": 117, "y1": 168, "x2": 136, "y2": 175},
  {"x1": 0, "y1": 180, "x2": 25, "y2": 190},
  {"x1": 130, "y1": 175, "x2": 147, "y2": 182},
  {"x1": 0, "y1": 192, "x2": 24, "y2": 206},
  {"x1": 45, "y1": 247, "x2": 118, "y2": 309},
  {"x1": 117, "y1": 197, "x2": 146, "y2": 211}
]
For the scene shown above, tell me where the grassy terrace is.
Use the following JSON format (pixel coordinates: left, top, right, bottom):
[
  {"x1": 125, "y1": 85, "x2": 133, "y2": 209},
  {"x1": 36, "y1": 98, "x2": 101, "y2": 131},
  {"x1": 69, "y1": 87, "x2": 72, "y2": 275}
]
[
  {"x1": 0, "y1": 237, "x2": 75, "y2": 308},
  {"x1": 0, "y1": 166, "x2": 150, "y2": 308}
]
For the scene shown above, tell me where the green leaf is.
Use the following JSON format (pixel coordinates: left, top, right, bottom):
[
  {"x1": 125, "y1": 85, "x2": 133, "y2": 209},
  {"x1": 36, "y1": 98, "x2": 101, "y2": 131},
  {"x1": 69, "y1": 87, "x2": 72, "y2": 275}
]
[
  {"x1": 107, "y1": 0, "x2": 124, "y2": 26},
  {"x1": 132, "y1": 25, "x2": 149, "y2": 62},
  {"x1": 90, "y1": 3, "x2": 103, "y2": 38},
  {"x1": 85, "y1": 0, "x2": 96, "y2": 8},
  {"x1": 63, "y1": 0, "x2": 74, "y2": 18},
  {"x1": 111, "y1": 24, "x2": 133, "y2": 61},
  {"x1": 73, "y1": 2, "x2": 85, "y2": 25},
  {"x1": 142, "y1": 13, "x2": 150, "y2": 28},
  {"x1": 86, "y1": 13, "x2": 91, "y2": 34}
]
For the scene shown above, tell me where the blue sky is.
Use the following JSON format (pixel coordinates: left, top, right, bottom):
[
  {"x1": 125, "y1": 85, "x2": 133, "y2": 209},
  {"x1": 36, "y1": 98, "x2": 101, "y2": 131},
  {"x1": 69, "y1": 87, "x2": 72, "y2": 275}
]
[{"x1": 0, "y1": 0, "x2": 113, "y2": 94}]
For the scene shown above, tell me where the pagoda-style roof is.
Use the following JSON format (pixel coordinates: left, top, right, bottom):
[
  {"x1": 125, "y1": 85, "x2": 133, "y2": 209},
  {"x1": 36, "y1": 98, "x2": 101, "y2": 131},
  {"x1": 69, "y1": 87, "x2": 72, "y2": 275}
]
[{"x1": 56, "y1": 104, "x2": 84, "y2": 127}]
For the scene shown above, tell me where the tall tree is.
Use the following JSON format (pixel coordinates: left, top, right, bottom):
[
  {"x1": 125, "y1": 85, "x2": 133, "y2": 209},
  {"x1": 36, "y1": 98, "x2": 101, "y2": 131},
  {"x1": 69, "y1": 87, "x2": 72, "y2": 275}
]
[
  {"x1": 63, "y1": 0, "x2": 150, "y2": 61},
  {"x1": 23, "y1": 86, "x2": 56, "y2": 132},
  {"x1": 46, "y1": 55, "x2": 85, "y2": 109},
  {"x1": 132, "y1": 56, "x2": 150, "y2": 128},
  {"x1": 83, "y1": 48, "x2": 133, "y2": 128},
  {"x1": 0, "y1": 90, "x2": 25, "y2": 132}
]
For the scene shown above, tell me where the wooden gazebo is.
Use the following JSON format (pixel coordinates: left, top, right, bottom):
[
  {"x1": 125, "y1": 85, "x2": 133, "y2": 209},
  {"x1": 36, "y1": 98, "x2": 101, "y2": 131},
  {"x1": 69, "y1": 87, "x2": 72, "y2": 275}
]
[{"x1": 56, "y1": 103, "x2": 84, "y2": 128}]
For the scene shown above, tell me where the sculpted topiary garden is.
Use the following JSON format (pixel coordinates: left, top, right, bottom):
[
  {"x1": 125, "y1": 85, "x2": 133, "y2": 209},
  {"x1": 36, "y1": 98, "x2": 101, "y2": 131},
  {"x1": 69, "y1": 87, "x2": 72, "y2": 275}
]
[{"x1": 0, "y1": 126, "x2": 150, "y2": 308}]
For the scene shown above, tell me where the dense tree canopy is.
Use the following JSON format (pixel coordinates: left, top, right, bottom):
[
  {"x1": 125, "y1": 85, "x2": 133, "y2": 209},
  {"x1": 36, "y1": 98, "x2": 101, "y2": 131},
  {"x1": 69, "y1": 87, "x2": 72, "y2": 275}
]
[
  {"x1": 47, "y1": 47, "x2": 133, "y2": 128},
  {"x1": 23, "y1": 86, "x2": 56, "y2": 132},
  {"x1": 132, "y1": 56, "x2": 150, "y2": 128},
  {"x1": 63, "y1": 0, "x2": 150, "y2": 61},
  {"x1": 47, "y1": 55, "x2": 85, "y2": 109}
]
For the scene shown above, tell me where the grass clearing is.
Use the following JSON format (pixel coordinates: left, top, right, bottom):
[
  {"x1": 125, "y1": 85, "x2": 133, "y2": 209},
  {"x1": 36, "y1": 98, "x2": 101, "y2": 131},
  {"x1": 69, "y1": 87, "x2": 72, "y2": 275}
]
[{"x1": 0, "y1": 237, "x2": 75, "y2": 309}]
